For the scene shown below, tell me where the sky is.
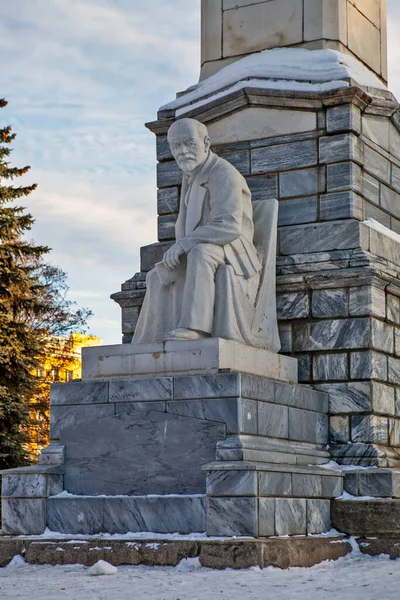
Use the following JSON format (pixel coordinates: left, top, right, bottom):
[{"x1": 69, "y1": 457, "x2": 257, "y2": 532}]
[{"x1": 0, "y1": 0, "x2": 400, "y2": 345}]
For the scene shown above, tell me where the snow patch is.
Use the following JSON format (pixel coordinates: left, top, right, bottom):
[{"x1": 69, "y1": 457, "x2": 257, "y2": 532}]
[
  {"x1": 6, "y1": 555, "x2": 27, "y2": 568},
  {"x1": 174, "y1": 556, "x2": 202, "y2": 572},
  {"x1": 88, "y1": 560, "x2": 118, "y2": 576},
  {"x1": 364, "y1": 218, "x2": 400, "y2": 245}
]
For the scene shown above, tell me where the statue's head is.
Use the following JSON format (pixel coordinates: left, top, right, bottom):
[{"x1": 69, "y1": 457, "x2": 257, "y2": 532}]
[{"x1": 167, "y1": 118, "x2": 211, "y2": 175}]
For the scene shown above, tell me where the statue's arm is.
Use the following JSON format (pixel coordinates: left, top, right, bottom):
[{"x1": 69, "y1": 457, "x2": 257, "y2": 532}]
[{"x1": 178, "y1": 167, "x2": 243, "y2": 255}]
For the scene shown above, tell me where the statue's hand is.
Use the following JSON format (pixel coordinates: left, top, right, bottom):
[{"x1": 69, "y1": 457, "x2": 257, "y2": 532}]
[{"x1": 163, "y1": 243, "x2": 184, "y2": 271}]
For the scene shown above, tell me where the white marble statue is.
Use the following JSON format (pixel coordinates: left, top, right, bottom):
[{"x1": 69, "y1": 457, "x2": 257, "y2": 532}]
[{"x1": 133, "y1": 118, "x2": 280, "y2": 351}]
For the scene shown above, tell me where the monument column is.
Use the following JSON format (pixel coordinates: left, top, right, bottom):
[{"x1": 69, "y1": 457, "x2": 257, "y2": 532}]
[{"x1": 201, "y1": 0, "x2": 387, "y2": 83}]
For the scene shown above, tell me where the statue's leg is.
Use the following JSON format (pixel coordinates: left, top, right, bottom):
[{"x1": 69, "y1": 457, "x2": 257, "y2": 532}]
[
  {"x1": 132, "y1": 266, "x2": 185, "y2": 343},
  {"x1": 178, "y1": 243, "x2": 225, "y2": 334}
]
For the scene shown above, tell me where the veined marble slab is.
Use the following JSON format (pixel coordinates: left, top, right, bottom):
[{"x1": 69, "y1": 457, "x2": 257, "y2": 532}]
[{"x1": 81, "y1": 338, "x2": 298, "y2": 383}]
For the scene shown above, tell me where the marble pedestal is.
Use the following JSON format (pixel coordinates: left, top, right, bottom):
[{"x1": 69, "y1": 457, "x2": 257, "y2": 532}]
[{"x1": 1, "y1": 341, "x2": 343, "y2": 537}]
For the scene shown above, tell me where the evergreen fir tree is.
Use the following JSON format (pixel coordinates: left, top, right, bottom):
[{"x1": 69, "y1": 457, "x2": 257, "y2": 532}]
[{"x1": 0, "y1": 98, "x2": 50, "y2": 468}]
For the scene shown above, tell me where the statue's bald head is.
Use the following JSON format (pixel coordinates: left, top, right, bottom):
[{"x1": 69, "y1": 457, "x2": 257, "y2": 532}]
[{"x1": 167, "y1": 118, "x2": 211, "y2": 175}]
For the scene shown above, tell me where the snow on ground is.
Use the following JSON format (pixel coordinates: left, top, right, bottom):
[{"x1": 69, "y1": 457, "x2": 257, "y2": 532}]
[{"x1": 1, "y1": 549, "x2": 400, "y2": 600}]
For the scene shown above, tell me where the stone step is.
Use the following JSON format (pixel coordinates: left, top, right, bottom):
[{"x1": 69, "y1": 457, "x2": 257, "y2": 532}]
[
  {"x1": 343, "y1": 468, "x2": 400, "y2": 498},
  {"x1": 46, "y1": 494, "x2": 206, "y2": 536},
  {"x1": 332, "y1": 498, "x2": 400, "y2": 536}
]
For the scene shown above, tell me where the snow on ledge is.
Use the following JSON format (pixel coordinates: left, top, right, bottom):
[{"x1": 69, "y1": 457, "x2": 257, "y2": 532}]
[
  {"x1": 161, "y1": 48, "x2": 386, "y2": 114},
  {"x1": 363, "y1": 218, "x2": 400, "y2": 245}
]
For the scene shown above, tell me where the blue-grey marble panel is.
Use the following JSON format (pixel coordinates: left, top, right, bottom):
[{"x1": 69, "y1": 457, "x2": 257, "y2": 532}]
[
  {"x1": 239, "y1": 399, "x2": 258, "y2": 435},
  {"x1": 381, "y1": 184, "x2": 400, "y2": 219},
  {"x1": 61, "y1": 409, "x2": 225, "y2": 496},
  {"x1": 320, "y1": 191, "x2": 364, "y2": 221},
  {"x1": 298, "y1": 354, "x2": 311, "y2": 383},
  {"x1": 47, "y1": 497, "x2": 104, "y2": 535},
  {"x1": 158, "y1": 214, "x2": 177, "y2": 241},
  {"x1": 279, "y1": 168, "x2": 319, "y2": 198},
  {"x1": 173, "y1": 373, "x2": 240, "y2": 400},
  {"x1": 363, "y1": 172, "x2": 380, "y2": 204},
  {"x1": 157, "y1": 187, "x2": 179, "y2": 215},
  {"x1": 2, "y1": 474, "x2": 48, "y2": 498},
  {"x1": 277, "y1": 293, "x2": 309, "y2": 320},
  {"x1": 288, "y1": 408, "x2": 318, "y2": 444},
  {"x1": 167, "y1": 398, "x2": 239, "y2": 433},
  {"x1": 103, "y1": 496, "x2": 205, "y2": 534},
  {"x1": 116, "y1": 401, "x2": 166, "y2": 415},
  {"x1": 389, "y1": 357, "x2": 400, "y2": 385},
  {"x1": 292, "y1": 474, "x2": 322, "y2": 497},
  {"x1": 343, "y1": 472, "x2": 358, "y2": 495},
  {"x1": 321, "y1": 475, "x2": 343, "y2": 498},
  {"x1": 387, "y1": 294, "x2": 400, "y2": 325},
  {"x1": 317, "y1": 414, "x2": 328, "y2": 444},
  {"x1": 350, "y1": 351, "x2": 388, "y2": 381},
  {"x1": 221, "y1": 150, "x2": 250, "y2": 176},
  {"x1": 372, "y1": 320, "x2": 394, "y2": 354},
  {"x1": 275, "y1": 498, "x2": 306, "y2": 536},
  {"x1": 312, "y1": 289, "x2": 348, "y2": 318},
  {"x1": 156, "y1": 135, "x2": 173, "y2": 161},
  {"x1": 293, "y1": 318, "x2": 370, "y2": 352},
  {"x1": 157, "y1": 160, "x2": 182, "y2": 188},
  {"x1": 365, "y1": 202, "x2": 391, "y2": 228},
  {"x1": 50, "y1": 404, "x2": 115, "y2": 440},
  {"x1": 351, "y1": 415, "x2": 389, "y2": 444},
  {"x1": 329, "y1": 416, "x2": 349, "y2": 444},
  {"x1": 109, "y1": 377, "x2": 172, "y2": 402},
  {"x1": 318, "y1": 382, "x2": 371, "y2": 414},
  {"x1": 327, "y1": 161, "x2": 362, "y2": 193},
  {"x1": 258, "y1": 498, "x2": 275, "y2": 536},
  {"x1": 258, "y1": 403, "x2": 288, "y2": 439},
  {"x1": 319, "y1": 133, "x2": 363, "y2": 165},
  {"x1": 306, "y1": 499, "x2": 331, "y2": 534},
  {"x1": 327, "y1": 104, "x2": 361, "y2": 134},
  {"x1": 358, "y1": 471, "x2": 394, "y2": 497},
  {"x1": 279, "y1": 220, "x2": 362, "y2": 255},
  {"x1": 278, "y1": 197, "x2": 318, "y2": 227},
  {"x1": 206, "y1": 470, "x2": 257, "y2": 496},
  {"x1": 2, "y1": 498, "x2": 46, "y2": 535},
  {"x1": 251, "y1": 140, "x2": 317, "y2": 174},
  {"x1": 141, "y1": 242, "x2": 172, "y2": 272},
  {"x1": 50, "y1": 381, "x2": 108, "y2": 406},
  {"x1": 206, "y1": 497, "x2": 257, "y2": 537},
  {"x1": 258, "y1": 472, "x2": 291, "y2": 496},
  {"x1": 241, "y1": 375, "x2": 274, "y2": 402},
  {"x1": 246, "y1": 174, "x2": 278, "y2": 201},
  {"x1": 313, "y1": 353, "x2": 348, "y2": 381},
  {"x1": 274, "y1": 382, "x2": 328, "y2": 413}
]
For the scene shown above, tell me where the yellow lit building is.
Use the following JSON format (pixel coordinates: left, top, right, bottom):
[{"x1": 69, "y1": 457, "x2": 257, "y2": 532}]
[{"x1": 28, "y1": 333, "x2": 102, "y2": 461}]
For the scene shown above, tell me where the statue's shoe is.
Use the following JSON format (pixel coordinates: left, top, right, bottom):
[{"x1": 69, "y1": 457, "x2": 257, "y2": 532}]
[{"x1": 164, "y1": 327, "x2": 208, "y2": 341}]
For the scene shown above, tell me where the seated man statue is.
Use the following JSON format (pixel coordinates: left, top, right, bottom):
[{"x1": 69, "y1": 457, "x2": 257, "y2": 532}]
[{"x1": 133, "y1": 117, "x2": 280, "y2": 351}]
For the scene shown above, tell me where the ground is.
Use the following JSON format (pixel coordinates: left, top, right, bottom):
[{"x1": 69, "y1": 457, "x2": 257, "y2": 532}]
[{"x1": 1, "y1": 549, "x2": 399, "y2": 600}]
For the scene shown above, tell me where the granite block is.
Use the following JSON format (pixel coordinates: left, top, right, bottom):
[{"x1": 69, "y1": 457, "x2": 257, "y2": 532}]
[
  {"x1": 312, "y1": 289, "x2": 348, "y2": 318},
  {"x1": 307, "y1": 499, "x2": 331, "y2": 534},
  {"x1": 389, "y1": 358, "x2": 400, "y2": 385},
  {"x1": 321, "y1": 475, "x2": 343, "y2": 498},
  {"x1": 47, "y1": 497, "x2": 104, "y2": 535},
  {"x1": 109, "y1": 377, "x2": 173, "y2": 402},
  {"x1": 327, "y1": 162, "x2": 362, "y2": 193},
  {"x1": 50, "y1": 404, "x2": 115, "y2": 440},
  {"x1": 158, "y1": 214, "x2": 177, "y2": 241},
  {"x1": 288, "y1": 408, "x2": 318, "y2": 443},
  {"x1": 167, "y1": 398, "x2": 239, "y2": 433},
  {"x1": 351, "y1": 415, "x2": 389, "y2": 444},
  {"x1": 293, "y1": 318, "x2": 370, "y2": 352},
  {"x1": 387, "y1": 294, "x2": 400, "y2": 325},
  {"x1": 292, "y1": 474, "x2": 322, "y2": 497},
  {"x1": 206, "y1": 470, "x2": 257, "y2": 496},
  {"x1": 327, "y1": 105, "x2": 361, "y2": 135},
  {"x1": 362, "y1": 172, "x2": 380, "y2": 204},
  {"x1": 371, "y1": 382, "x2": 395, "y2": 416},
  {"x1": 206, "y1": 497, "x2": 257, "y2": 537},
  {"x1": 279, "y1": 220, "x2": 363, "y2": 255},
  {"x1": 241, "y1": 374, "x2": 274, "y2": 402},
  {"x1": 239, "y1": 399, "x2": 258, "y2": 435},
  {"x1": 61, "y1": 409, "x2": 225, "y2": 496},
  {"x1": 278, "y1": 196, "x2": 318, "y2": 226},
  {"x1": 258, "y1": 472, "x2": 292, "y2": 496},
  {"x1": 319, "y1": 382, "x2": 371, "y2": 414},
  {"x1": 350, "y1": 351, "x2": 388, "y2": 381},
  {"x1": 157, "y1": 186, "x2": 179, "y2": 215},
  {"x1": 257, "y1": 403, "x2": 288, "y2": 438},
  {"x1": 251, "y1": 140, "x2": 317, "y2": 174},
  {"x1": 277, "y1": 292, "x2": 309, "y2": 320},
  {"x1": 329, "y1": 416, "x2": 350, "y2": 444},
  {"x1": 115, "y1": 401, "x2": 166, "y2": 415},
  {"x1": 50, "y1": 381, "x2": 109, "y2": 406},
  {"x1": 258, "y1": 498, "x2": 275, "y2": 537},
  {"x1": 2, "y1": 498, "x2": 46, "y2": 535},
  {"x1": 319, "y1": 134, "x2": 363, "y2": 165},
  {"x1": 103, "y1": 496, "x2": 205, "y2": 535},
  {"x1": 274, "y1": 382, "x2": 328, "y2": 413},
  {"x1": 349, "y1": 286, "x2": 386, "y2": 319},
  {"x1": 371, "y1": 320, "x2": 394, "y2": 353},
  {"x1": 320, "y1": 191, "x2": 364, "y2": 221},
  {"x1": 156, "y1": 160, "x2": 182, "y2": 188},
  {"x1": 247, "y1": 174, "x2": 278, "y2": 201},
  {"x1": 275, "y1": 498, "x2": 307, "y2": 536},
  {"x1": 358, "y1": 471, "x2": 397, "y2": 497},
  {"x1": 364, "y1": 145, "x2": 390, "y2": 183},
  {"x1": 313, "y1": 353, "x2": 348, "y2": 381},
  {"x1": 279, "y1": 168, "x2": 319, "y2": 198},
  {"x1": 173, "y1": 373, "x2": 240, "y2": 400}
]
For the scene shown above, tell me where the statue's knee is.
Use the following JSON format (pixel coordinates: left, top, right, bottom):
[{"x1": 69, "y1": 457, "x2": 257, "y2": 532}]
[{"x1": 187, "y1": 243, "x2": 211, "y2": 262}]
